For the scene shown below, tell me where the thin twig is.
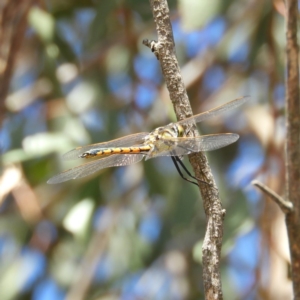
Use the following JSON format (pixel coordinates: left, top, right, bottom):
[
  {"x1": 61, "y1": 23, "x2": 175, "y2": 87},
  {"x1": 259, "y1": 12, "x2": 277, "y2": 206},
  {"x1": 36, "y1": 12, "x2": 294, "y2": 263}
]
[
  {"x1": 147, "y1": 1, "x2": 224, "y2": 299},
  {"x1": 285, "y1": 0, "x2": 300, "y2": 297},
  {"x1": 143, "y1": 39, "x2": 160, "y2": 59},
  {"x1": 251, "y1": 180, "x2": 293, "y2": 213}
]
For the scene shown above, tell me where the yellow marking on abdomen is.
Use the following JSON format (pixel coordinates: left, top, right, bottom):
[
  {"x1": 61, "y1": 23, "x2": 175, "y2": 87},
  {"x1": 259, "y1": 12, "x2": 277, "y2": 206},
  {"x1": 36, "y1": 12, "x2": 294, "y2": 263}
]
[{"x1": 95, "y1": 146, "x2": 151, "y2": 156}]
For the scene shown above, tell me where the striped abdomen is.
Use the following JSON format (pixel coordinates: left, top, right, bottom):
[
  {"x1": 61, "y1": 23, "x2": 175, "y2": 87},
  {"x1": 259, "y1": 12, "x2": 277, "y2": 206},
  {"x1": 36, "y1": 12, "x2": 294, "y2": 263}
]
[{"x1": 80, "y1": 145, "x2": 151, "y2": 158}]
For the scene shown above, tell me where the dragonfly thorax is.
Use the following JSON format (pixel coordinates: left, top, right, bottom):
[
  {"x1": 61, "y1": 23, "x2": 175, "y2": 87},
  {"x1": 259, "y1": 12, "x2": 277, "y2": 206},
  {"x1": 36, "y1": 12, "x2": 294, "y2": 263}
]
[
  {"x1": 143, "y1": 123, "x2": 187, "y2": 159},
  {"x1": 148, "y1": 123, "x2": 185, "y2": 140}
]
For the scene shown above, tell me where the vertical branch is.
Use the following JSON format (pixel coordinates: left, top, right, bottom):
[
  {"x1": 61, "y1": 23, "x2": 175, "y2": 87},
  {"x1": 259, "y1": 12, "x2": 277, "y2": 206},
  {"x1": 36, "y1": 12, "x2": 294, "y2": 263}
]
[
  {"x1": 148, "y1": 1, "x2": 224, "y2": 299},
  {"x1": 0, "y1": 0, "x2": 34, "y2": 126},
  {"x1": 285, "y1": 0, "x2": 300, "y2": 297}
]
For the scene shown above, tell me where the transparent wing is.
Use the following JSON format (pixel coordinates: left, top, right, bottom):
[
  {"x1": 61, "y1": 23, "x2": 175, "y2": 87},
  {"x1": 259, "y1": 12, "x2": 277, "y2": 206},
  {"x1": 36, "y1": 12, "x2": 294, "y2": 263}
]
[
  {"x1": 47, "y1": 153, "x2": 145, "y2": 184},
  {"x1": 176, "y1": 96, "x2": 249, "y2": 126},
  {"x1": 63, "y1": 132, "x2": 149, "y2": 160},
  {"x1": 148, "y1": 133, "x2": 239, "y2": 157}
]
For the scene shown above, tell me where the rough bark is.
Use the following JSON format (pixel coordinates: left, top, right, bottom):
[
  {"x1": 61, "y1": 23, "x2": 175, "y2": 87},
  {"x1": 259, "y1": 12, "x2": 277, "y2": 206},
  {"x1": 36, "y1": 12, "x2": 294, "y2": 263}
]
[
  {"x1": 148, "y1": 1, "x2": 224, "y2": 299},
  {"x1": 285, "y1": 0, "x2": 300, "y2": 298}
]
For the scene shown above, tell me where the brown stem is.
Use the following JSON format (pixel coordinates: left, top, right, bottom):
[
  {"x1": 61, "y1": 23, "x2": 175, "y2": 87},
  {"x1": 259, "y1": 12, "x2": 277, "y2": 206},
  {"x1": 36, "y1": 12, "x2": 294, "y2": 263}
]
[
  {"x1": 0, "y1": 0, "x2": 35, "y2": 126},
  {"x1": 148, "y1": 1, "x2": 224, "y2": 298},
  {"x1": 252, "y1": 180, "x2": 293, "y2": 213},
  {"x1": 285, "y1": 0, "x2": 300, "y2": 298}
]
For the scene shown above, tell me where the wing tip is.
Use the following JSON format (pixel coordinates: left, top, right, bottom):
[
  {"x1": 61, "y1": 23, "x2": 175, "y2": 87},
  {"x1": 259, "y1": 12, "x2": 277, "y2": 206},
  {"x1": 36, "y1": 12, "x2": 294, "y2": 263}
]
[
  {"x1": 47, "y1": 178, "x2": 57, "y2": 184},
  {"x1": 231, "y1": 133, "x2": 239, "y2": 142},
  {"x1": 239, "y1": 95, "x2": 251, "y2": 103},
  {"x1": 47, "y1": 176, "x2": 62, "y2": 184}
]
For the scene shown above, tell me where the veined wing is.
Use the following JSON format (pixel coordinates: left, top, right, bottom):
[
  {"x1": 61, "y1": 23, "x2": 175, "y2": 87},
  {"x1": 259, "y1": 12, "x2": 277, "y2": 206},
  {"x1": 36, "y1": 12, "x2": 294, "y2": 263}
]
[
  {"x1": 147, "y1": 133, "x2": 239, "y2": 158},
  {"x1": 176, "y1": 96, "x2": 249, "y2": 126},
  {"x1": 47, "y1": 153, "x2": 145, "y2": 184},
  {"x1": 64, "y1": 132, "x2": 149, "y2": 160}
]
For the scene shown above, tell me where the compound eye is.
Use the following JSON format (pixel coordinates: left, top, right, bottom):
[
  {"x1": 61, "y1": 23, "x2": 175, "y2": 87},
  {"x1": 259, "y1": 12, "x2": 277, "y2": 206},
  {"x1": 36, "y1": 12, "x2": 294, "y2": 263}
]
[{"x1": 177, "y1": 125, "x2": 184, "y2": 137}]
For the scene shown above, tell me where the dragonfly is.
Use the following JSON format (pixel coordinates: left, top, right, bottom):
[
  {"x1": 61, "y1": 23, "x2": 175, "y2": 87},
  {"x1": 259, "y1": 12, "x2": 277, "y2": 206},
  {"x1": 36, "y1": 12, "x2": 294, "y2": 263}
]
[{"x1": 47, "y1": 96, "x2": 248, "y2": 185}]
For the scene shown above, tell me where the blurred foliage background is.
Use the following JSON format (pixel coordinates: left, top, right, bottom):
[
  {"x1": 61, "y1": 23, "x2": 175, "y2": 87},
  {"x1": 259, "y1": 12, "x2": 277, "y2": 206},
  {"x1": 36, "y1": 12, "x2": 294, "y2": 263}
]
[{"x1": 0, "y1": 0, "x2": 292, "y2": 299}]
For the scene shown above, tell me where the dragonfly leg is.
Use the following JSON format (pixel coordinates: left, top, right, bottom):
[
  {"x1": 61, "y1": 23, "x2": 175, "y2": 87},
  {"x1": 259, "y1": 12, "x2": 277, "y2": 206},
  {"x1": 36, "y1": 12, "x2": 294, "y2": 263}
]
[
  {"x1": 171, "y1": 156, "x2": 199, "y2": 186},
  {"x1": 173, "y1": 156, "x2": 211, "y2": 186}
]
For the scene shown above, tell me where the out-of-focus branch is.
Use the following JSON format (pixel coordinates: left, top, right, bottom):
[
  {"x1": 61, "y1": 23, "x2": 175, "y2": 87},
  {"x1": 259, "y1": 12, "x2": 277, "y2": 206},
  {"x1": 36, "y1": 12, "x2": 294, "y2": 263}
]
[
  {"x1": 147, "y1": 1, "x2": 224, "y2": 299},
  {"x1": 0, "y1": 165, "x2": 43, "y2": 222},
  {"x1": 0, "y1": 0, "x2": 35, "y2": 126},
  {"x1": 284, "y1": 0, "x2": 300, "y2": 297},
  {"x1": 65, "y1": 208, "x2": 119, "y2": 300},
  {"x1": 252, "y1": 180, "x2": 293, "y2": 213}
]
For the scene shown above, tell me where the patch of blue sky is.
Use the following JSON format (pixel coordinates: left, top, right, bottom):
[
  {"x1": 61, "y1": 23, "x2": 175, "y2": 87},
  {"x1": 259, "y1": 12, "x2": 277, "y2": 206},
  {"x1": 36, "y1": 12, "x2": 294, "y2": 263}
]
[
  {"x1": 172, "y1": 17, "x2": 226, "y2": 58},
  {"x1": 0, "y1": 234, "x2": 18, "y2": 258},
  {"x1": 74, "y1": 8, "x2": 96, "y2": 29},
  {"x1": 93, "y1": 206, "x2": 116, "y2": 232},
  {"x1": 122, "y1": 269, "x2": 173, "y2": 300},
  {"x1": 228, "y1": 228, "x2": 260, "y2": 294},
  {"x1": 222, "y1": 104, "x2": 249, "y2": 133},
  {"x1": 57, "y1": 20, "x2": 82, "y2": 56},
  {"x1": 134, "y1": 54, "x2": 161, "y2": 84},
  {"x1": 202, "y1": 65, "x2": 225, "y2": 93},
  {"x1": 11, "y1": 67, "x2": 37, "y2": 90},
  {"x1": 23, "y1": 101, "x2": 47, "y2": 136},
  {"x1": 116, "y1": 111, "x2": 144, "y2": 129},
  {"x1": 74, "y1": 8, "x2": 97, "y2": 51},
  {"x1": 244, "y1": 187, "x2": 261, "y2": 206},
  {"x1": 185, "y1": 30, "x2": 209, "y2": 57},
  {"x1": 0, "y1": 120, "x2": 11, "y2": 152},
  {"x1": 94, "y1": 253, "x2": 114, "y2": 283},
  {"x1": 26, "y1": 25, "x2": 35, "y2": 38},
  {"x1": 139, "y1": 210, "x2": 162, "y2": 243},
  {"x1": 2, "y1": 102, "x2": 44, "y2": 147},
  {"x1": 2, "y1": 111, "x2": 30, "y2": 149},
  {"x1": 20, "y1": 247, "x2": 46, "y2": 291},
  {"x1": 273, "y1": 83, "x2": 285, "y2": 109},
  {"x1": 10, "y1": 110, "x2": 24, "y2": 130},
  {"x1": 172, "y1": 19, "x2": 185, "y2": 43},
  {"x1": 35, "y1": 220, "x2": 58, "y2": 245},
  {"x1": 228, "y1": 41, "x2": 249, "y2": 63},
  {"x1": 226, "y1": 136, "x2": 264, "y2": 189},
  {"x1": 154, "y1": 156, "x2": 179, "y2": 176},
  {"x1": 33, "y1": 278, "x2": 65, "y2": 300},
  {"x1": 241, "y1": 289, "x2": 258, "y2": 300},
  {"x1": 116, "y1": 113, "x2": 127, "y2": 129},
  {"x1": 135, "y1": 83, "x2": 157, "y2": 109},
  {"x1": 22, "y1": 98, "x2": 42, "y2": 114},
  {"x1": 107, "y1": 73, "x2": 132, "y2": 103},
  {"x1": 61, "y1": 76, "x2": 81, "y2": 95},
  {"x1": 93, "y1": 207, "x2": 105, "y2": 230},
  {"x1": 121, "y1": 272, "x2": 143, "y2": 296},
  {"x1": 204, "y1": 17, "x2": 227, "y2": 45},
  {"x1": 185, "y1": 17, "x2": 227, "y2": 58},
  {"x1": 128, "y1": 111, "x2": 145, "y2": 128},
  {"x1": 81, "y1": 109, "x2": 104, "y2": 131},
  {"x1": 112, "y1": 166, "x2": 145, "y2": 194}
]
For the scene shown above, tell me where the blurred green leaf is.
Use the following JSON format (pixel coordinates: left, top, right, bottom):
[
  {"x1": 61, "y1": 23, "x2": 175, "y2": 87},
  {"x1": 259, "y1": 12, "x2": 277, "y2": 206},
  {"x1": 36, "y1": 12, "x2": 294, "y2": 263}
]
[
  {"x1": 28, "y1": 8, "x2": 55, "y2": 42},
  {"x1": 179, "y1": 0, "x2": 222, "y2": 30}
]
